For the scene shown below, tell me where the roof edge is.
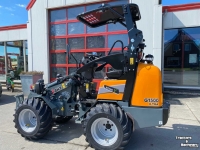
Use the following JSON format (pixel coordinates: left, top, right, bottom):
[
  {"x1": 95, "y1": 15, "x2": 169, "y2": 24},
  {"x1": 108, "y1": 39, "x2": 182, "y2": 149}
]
[
  {"x1": 0, "y1": 24, "x2": 27, "y2": 31},
  {"x1": 163, "y1": 2, "x2": 200, "y2": 12},
  {"x1": 26, "y1": 0, "x2": 36, "y2": 10}
]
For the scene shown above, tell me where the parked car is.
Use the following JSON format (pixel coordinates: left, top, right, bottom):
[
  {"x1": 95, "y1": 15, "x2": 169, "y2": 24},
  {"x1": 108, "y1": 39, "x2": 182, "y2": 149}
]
[{"x1": 0, "y1": 82, "x2": 2, "y2": 97}]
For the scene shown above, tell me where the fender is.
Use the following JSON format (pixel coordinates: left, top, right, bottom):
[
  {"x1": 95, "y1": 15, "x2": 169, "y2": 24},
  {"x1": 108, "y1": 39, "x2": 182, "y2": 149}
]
[
  {"x1": 15, "y1": 91, "x2": 58, "y2": 117},
  {"x1": 28, "y1": 91, "x2": 58, "y2": 116}
]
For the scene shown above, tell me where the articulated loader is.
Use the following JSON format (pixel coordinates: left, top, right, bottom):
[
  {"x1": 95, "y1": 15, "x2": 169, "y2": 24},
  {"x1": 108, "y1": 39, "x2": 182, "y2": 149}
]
[{"x1": 14, "y1": 3, "x2": 170, "y2": 150}]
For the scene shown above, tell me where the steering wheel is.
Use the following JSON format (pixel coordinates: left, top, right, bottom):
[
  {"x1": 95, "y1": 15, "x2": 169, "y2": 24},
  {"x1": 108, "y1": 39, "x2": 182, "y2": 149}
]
[
  {"x1": 108, "y1": 40, "x2": 124, "y2": 55},
  {"x1": 95, "y1": 40, "x2": 124, "y2": 72},
  {"x1": 85, "y1": 53, "x2": 102, "y2": 62}
]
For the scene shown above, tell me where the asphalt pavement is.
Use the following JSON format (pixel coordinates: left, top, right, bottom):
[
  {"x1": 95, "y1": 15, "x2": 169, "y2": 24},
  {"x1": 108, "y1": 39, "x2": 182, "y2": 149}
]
[{"x1": 0, "y1": 90, "x2": 199, "y2": 150}]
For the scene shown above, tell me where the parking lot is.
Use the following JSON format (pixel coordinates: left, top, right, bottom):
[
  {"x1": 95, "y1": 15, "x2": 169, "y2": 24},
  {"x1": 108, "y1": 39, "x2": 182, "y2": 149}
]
[{"x1": 0, "y1": 90, "x2": 199, "y2": 150}]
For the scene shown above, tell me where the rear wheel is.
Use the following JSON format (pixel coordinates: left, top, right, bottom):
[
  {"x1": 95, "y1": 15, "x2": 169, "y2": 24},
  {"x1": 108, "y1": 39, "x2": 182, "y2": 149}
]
[
  {"x1": 14, "y1": 97, "x2": 53, "y2": 140},
  {"x1": 82, "y1": 103, "x2": 133, "y2": 150}
]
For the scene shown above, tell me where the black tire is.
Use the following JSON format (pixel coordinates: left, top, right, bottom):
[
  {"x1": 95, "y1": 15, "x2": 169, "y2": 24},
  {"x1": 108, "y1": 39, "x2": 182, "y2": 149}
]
[
  {"x1": 54, "y1": 116, "x2": 73, "y2": 124},
  {"x1": 82, "y1": 103, "x2": 133, "y2": 150},
  {"x1": 11, "y1": 87, "x2": 14, "y2": 93},
  {"x1": 14, "y1": 97, "x2": 53, "y2": 140}
]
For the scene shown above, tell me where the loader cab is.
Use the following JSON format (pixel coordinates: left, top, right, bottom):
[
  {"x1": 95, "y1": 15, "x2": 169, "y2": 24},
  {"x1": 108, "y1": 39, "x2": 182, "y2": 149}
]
[
  {"x1": 76, "y1": 3, "x2": 162, "y2": 105},
  {"x1": 76, "y1": 3, "x2": 146, "y2": 79},
  {"x1": 76, "y1": 3, "x2": 145, "y2": 73}
]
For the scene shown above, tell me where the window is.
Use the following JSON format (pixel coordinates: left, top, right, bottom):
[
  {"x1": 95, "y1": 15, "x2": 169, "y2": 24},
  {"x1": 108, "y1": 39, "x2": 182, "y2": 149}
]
[
  {"x1": 108, "y1": 23, "x2": 126, "y2": 32},
  {"x1": 51, "y1": 24, "x2": 66, "y2": 36},
  {"x1": 51, "y1": 67, "x2": 66, "y2": 78},
  {"x1": 50, "y1": 9, "x2": 66, "y2": 22},
  {"x1": 51, "y1": 53, "x2": 66, "y2": 64},
  {"x1": 68, "y1": 37, "x2": 85, "y2": 49},
  {"x1": 87, "y1": 26, "x2": 105, "y2": 33},
  {"x1": 49, "y1": 0, "x2": 129, "y2": 83},
  {"x1": 86, "y1": 36, "x2": 106, "y2": 49},
  {"x1": 173, "y1": 44, "x2": 179, "y2": 51},
  {"x1": 185, "y1": 43, "x2": 191, "y2": 51},
  {"x1": 68, "y1": 22, "x2": 84, "y2": 35},
  {"x1": 68, "y1": 6, "x2": 84, "y2": 20},
  {"x1": 108, "y1": 34, "x2": 129, "y2": 48},
  {"x1": 164, "y1": 27, "x2": 200, "y2": 87},
  {"x1": 68, "y1": 68, "x2": 77, "y2": 74},
  {"x1": 68, "y1": 53, "x2": 85, "y2": 64},
  {"x1": 50, "y1": 38, "x2": 66, "y2": 50}
]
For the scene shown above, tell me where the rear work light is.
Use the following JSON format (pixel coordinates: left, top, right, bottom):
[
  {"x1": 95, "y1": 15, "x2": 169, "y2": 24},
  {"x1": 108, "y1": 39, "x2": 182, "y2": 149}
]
[{"x1": 30, "y1": 85, "x2": 34, "y2": 90}]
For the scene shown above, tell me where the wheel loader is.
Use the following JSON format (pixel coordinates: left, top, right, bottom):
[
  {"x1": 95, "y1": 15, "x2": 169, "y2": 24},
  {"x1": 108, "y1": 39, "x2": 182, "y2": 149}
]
[{"x1": 14, "y1": 3, "x2": 170, "y2": 150}]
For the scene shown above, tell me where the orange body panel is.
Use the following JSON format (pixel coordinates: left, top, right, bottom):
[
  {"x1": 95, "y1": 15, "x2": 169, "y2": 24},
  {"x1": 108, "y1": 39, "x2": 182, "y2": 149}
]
[
  {"x1": 97, "y1": 93, "x2": 124, "y2": 100},
  {"x1": 97, "y1": 80, "x2": 126, "y2": 101},
  {"x1": 131, "y1": 63, "x2": 163, "y2": 107}
]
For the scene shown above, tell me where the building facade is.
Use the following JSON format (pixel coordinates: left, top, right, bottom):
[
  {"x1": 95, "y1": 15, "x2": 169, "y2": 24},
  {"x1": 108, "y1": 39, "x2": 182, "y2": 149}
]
[{"x1": 0, "y1": 0, "x2": 200, "y2": 90}]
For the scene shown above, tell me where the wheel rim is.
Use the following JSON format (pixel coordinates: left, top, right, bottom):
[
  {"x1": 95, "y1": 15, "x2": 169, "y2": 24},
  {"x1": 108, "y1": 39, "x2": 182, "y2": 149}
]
[
  {"x1": 18, "y1": 109, "x2": 37, "y2": 133},
  {"x1": 91, "y1": 118, "x2": 118, "y2": 146}
]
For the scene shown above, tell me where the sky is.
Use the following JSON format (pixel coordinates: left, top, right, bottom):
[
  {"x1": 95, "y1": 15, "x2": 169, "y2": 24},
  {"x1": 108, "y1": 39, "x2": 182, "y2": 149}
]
[
  {"x1": 0, "y1": 0, "x2": 199, "y2": 27},
  {"x1": 162, "y1": 0, "x2": 200, "y2": 5},
  {"x1": 0, "y1": 0, "x2": 29, "y2": 26},
  {"x1": 0, "y1": 0, "x2": 200, "y2": 57}
]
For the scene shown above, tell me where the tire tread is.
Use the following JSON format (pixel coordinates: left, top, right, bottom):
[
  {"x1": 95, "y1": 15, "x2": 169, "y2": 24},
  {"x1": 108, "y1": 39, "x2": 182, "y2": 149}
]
[
  {"x1": 82, "y1": 103, "x2": 133, "y2": 150},
  {"x1": 14, "y1": 97, "x2": 52, "y2": 140}
]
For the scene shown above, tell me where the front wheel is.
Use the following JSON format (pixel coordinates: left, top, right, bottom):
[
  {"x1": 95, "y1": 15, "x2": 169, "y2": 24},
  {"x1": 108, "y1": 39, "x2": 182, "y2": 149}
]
[
  {"x1": 14, "y1": 98, "x2": 53, "y2": 140},
  {"x1": 82, "y1": 103, "x2": 133, "y2": 150}
]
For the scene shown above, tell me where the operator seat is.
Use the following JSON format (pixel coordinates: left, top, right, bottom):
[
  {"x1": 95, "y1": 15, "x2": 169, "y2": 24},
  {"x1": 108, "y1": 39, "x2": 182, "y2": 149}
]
[{"x1": 106, "y1": 69, "x2": 123, "y2": 79}]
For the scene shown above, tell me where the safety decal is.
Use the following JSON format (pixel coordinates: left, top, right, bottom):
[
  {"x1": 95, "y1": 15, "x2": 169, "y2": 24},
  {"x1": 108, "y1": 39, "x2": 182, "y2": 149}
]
[
  {"x1": 62, "y1": 83, "x2": 66, "y2": 89},
  {"x1": 130, "y1": 58, "x2": 134, "y2": 65},
  {"x1": 98, "y1": 84, "x2": 125, "y2": 94},
  {"x1": 104, "y1": 85, "x2": 119, "y2": 94},
  {"x1": 54, "y1": 86, "x2": 62, "y2": 93},
  {"x1": 61, "y1": 107, "x2": 64, "y2": 111}
]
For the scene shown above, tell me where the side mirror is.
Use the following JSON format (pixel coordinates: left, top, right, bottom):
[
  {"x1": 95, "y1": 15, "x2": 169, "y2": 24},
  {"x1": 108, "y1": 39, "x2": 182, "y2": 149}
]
[{"x1": 66, "y1": 44, "x2": 71, "y2": 59}]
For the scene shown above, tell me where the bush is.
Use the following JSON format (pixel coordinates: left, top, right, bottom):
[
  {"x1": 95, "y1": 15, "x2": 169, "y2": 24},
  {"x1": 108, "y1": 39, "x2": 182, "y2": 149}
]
[{"x1": 20, "y1": 71, "x2": 44, "y2": 75}]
